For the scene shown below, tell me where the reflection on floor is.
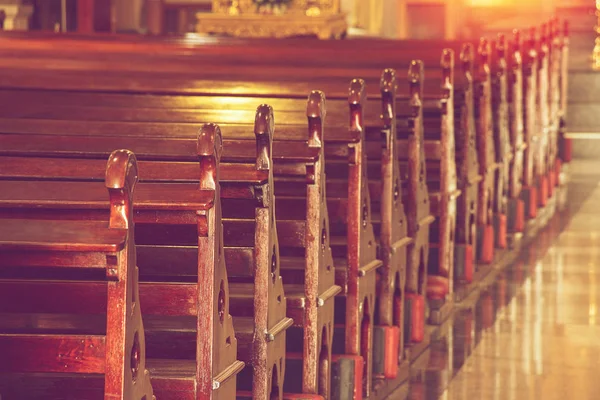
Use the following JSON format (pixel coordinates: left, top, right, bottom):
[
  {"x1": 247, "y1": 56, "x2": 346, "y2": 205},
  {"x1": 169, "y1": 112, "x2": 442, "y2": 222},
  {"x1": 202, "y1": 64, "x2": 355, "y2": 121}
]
[{"x1": 406, "y1": 160, "x2": 600, "y2": 400}]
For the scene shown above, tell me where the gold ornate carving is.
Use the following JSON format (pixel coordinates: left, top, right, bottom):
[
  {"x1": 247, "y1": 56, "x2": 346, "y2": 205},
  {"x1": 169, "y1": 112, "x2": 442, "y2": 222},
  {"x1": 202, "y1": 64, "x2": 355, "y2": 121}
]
[
  {"x1": 195, "y1": 12, "x2": 347, "y2": 39},
  {"x1": 594, "y1": 0, "x2": 600, "y2": 69},
  {"x1": 197, "y1": 0, "x2": 345, "y2": 39}
]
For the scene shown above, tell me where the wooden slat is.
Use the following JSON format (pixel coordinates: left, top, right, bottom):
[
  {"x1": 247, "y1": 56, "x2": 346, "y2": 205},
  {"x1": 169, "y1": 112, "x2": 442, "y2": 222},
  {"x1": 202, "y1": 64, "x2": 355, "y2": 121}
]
[{"x1": 0, "y1": 334, "x2": 106, "y2": 373}]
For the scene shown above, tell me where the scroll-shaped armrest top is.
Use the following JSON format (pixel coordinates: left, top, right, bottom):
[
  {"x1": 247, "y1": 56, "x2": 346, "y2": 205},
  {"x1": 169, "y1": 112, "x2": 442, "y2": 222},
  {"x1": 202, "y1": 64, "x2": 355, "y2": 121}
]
[
  {"x1": 198, "y1": 123, "x2": 223, "y2": 191},
  {"x1": 477, "y1": 37, "x2": 491, "y2": 79},
  {"x1": 380, "y1": 68, "x2": 397, "y2": 128},
  {"x1": 348, "y1": 78, "x2": 366, "y2": 133},
  {"x1": 105, "y1": 149, "x2": 138, "y2": 230},
  {"x1": 307, "y1": 90, "x2": 326, "y2": 148},
  {"x1": 510, "y1": 30, "x2": 522, "y2": 69},
  {"x1": 440, "y1": 48, "x2": 454, "y2": 91},
  {"x1": 460, "y1": 43, "x2": 474, "y2": 77},
  {"x1": 254, "y1": 104, "x2": 274, "y2": 172},
  {"x1": 408, "y1": 59, "x2": 424, "y2": 104}
]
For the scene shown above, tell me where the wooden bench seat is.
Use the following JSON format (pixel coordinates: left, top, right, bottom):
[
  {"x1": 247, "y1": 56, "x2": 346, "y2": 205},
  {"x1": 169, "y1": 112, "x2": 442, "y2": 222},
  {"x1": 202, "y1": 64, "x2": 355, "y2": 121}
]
[
  {"x1": 0, "y1": 37, "x2": 481, "y2": 316},
  {"x1": 0, "y1": 25, "x2": 568, "y2": 396},
  {"x1": 0, "y1": 97, "x2": 342, "y2": 397},
  {"x1": 0, "y1": 129, "x2": 266, "y2": 399},
  {"x1": 0, "y1": 38, "x2": 460, "y2": 310},
  {"x1": 0, "y1": 62, "x2": 428, "y2": 394},
  {"x1": 0, "y1": 150, "x2": 155, "y2": 400},
  {"x1": 0, "y1": 79, "x2": 384, "y2": 397},
  {"x1": 0, "y1": 108, "x2": 351, "y2": 399},
  {"x1": 0, "y1": 22, "x2": 569, "y2": 399}
]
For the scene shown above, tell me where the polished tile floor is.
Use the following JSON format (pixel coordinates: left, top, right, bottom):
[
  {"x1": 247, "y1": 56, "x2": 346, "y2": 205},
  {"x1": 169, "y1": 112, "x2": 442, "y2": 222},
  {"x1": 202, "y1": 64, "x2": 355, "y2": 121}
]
[{"x1": 407, "y1": 160, "x2": 600, "y2": 400}]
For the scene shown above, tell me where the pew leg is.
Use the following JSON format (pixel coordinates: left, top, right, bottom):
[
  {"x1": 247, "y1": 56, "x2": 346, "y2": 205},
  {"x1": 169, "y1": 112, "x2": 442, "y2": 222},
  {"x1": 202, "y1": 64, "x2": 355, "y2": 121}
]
[
  {"x1": 403, "y1": 229, "x2": 430, "y2": 361},
  {"x1": 521, "y1": 186, "x2": 538, "y2": 219},
  {"x1": 373, "y1": 246, "x2": 408, "y2": 381},
  {"x1": 105, "y1": 262, "x2": 155, "y2": 399},
  {"x1": 537, "y1": 174, "x2": 549, "y2": 207},
  {"x1": 476, "y1": 223, "x2": 494, "y2": 265},
  {"x1": 283, "y1": 305, "x2": 334, "y2": 398},
  {"x1": 453, "y1": 242, "x2": 475, "y2": 303},
  {"x1": 331, "y1": 354, "x2": 364, "y2": 400},
  {"x1": 507, "y1": 198, "x2": 525, "y2": 234},
  {"x1": 427, "y1": 197, "x2": 455, "y2": 325},
  {"x1": 331, "y1": 291, "x2": 374, "y2": 399},
  {"x1": 493, "y1": 212, "x2": 507, "y2": 249}
]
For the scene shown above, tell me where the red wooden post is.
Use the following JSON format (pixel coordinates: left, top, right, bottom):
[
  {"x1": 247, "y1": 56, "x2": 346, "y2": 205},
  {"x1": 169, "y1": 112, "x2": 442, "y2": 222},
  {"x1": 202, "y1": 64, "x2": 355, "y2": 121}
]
[
  {"x1": 77, "y1": 0, "x2": 95, "y2": 33},
  {"x1": 146, "y1": 0, "x2": 164, "y2": 35}
]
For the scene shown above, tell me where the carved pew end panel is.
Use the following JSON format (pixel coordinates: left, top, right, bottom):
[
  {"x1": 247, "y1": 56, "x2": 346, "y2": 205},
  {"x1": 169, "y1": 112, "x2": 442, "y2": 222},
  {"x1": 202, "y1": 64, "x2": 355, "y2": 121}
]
[
  {"x1": 367, "y1": 68, "x2": 411, "y2": 383},
  {"x1": 219, "y1": 109, "x2": 292, "y2": 399},
  {"x1": 0, "y1": 150, "x2": 155, "y2": 400},
  {"x1": 274, "y1": 90, "x2": 338, "y2": 398}
]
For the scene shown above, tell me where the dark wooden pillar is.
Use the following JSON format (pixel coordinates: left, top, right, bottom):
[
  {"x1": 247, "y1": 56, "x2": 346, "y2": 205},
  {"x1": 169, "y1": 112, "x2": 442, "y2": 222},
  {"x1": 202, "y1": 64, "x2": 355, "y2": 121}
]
[
  {"x1": 76, "y1": 0, "x2": 114, "y2": 33},
  {"x1": 146, "y1": 0, "x2": 164, "y2": 35},
  {"x1": 76, "y1": 0, "x2": 94, "y2": 32}
]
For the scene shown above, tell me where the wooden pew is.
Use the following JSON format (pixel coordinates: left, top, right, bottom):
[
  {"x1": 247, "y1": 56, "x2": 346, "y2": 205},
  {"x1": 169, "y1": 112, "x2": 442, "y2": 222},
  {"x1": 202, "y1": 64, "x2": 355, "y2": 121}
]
[
  {"x1": 455, "y1": 38, "x2": 499, "y2": 271},
  {"x1": 524, "y1": 21, "x2": 561, "y2": 211},
  {"x1": 0, "y1": 75, "x2": 390, "y2": 397},
  {"x1": 0, "y1": 49, "x2": 434, "y2": 394},
  {"x1": 0, "y1": 25, "x2": 564, "y2": 400},
  {"x1": 368, "y1": 70, "x2": 412, "y2": 387},
  {"x1": 490, "y1": 34, "x2": 511, "y2": 251},
  {"x1": 0, "y1": 43, "x2": 474, "y2": 335},
  {"x1": 0, "y1": 32, "x2": 536, "y2": 265},
  {"x1": 0, "y1": 99, "x2": 350, "y2": 399},
  {"x1": 0, "y1": 126, "x2": 278, "y2": 399},
  {"x1": 521, "y1": 27, "x2": 543, "y2": 220},
  {"x1": 219, "y1": 112, "x2": 294, "y2": 400},
  {"x1": 395, "y1": 55, "x2": 458, "y2": 331},
  {"x1": 534, "y1": 24, "x2": 551, "y2": 208},
  {"x1": 546, "y1": 19, "x2": 565, "y2": 193},
  {"x1": 0, "y1": 32, "x2": 539, "y2": 256},
  {"x1": 0, "y1": 29, "x2": 564, "y2": 392},
  {"x1": 0, "y1": 35, "x2": 467, "y2": 286},
  {"x1": 556, "y1": 21, "x2": 571, "y2": 165},
  {"x1": 505, "y1": 30, "x2": 527, "y2": 236},
  {"x1": 0, "y1": 45, "x2": 439, "y2": 322},
  {"x1": 0, "y1": 149, "x2": 155, "y2": 400},
  {"x1": 447, "y1": 44, "x2": 481, "y2": 302},
  {"x1": 1, "y1": 68, "x2": 414, "y2": 387}
]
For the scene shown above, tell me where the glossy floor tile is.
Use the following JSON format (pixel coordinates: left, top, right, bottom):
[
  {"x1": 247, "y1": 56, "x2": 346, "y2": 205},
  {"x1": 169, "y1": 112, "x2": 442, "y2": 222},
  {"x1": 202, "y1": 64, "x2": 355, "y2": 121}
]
[{"x1": 405, "y1": 160, "x2": 600, "y2": 400}]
